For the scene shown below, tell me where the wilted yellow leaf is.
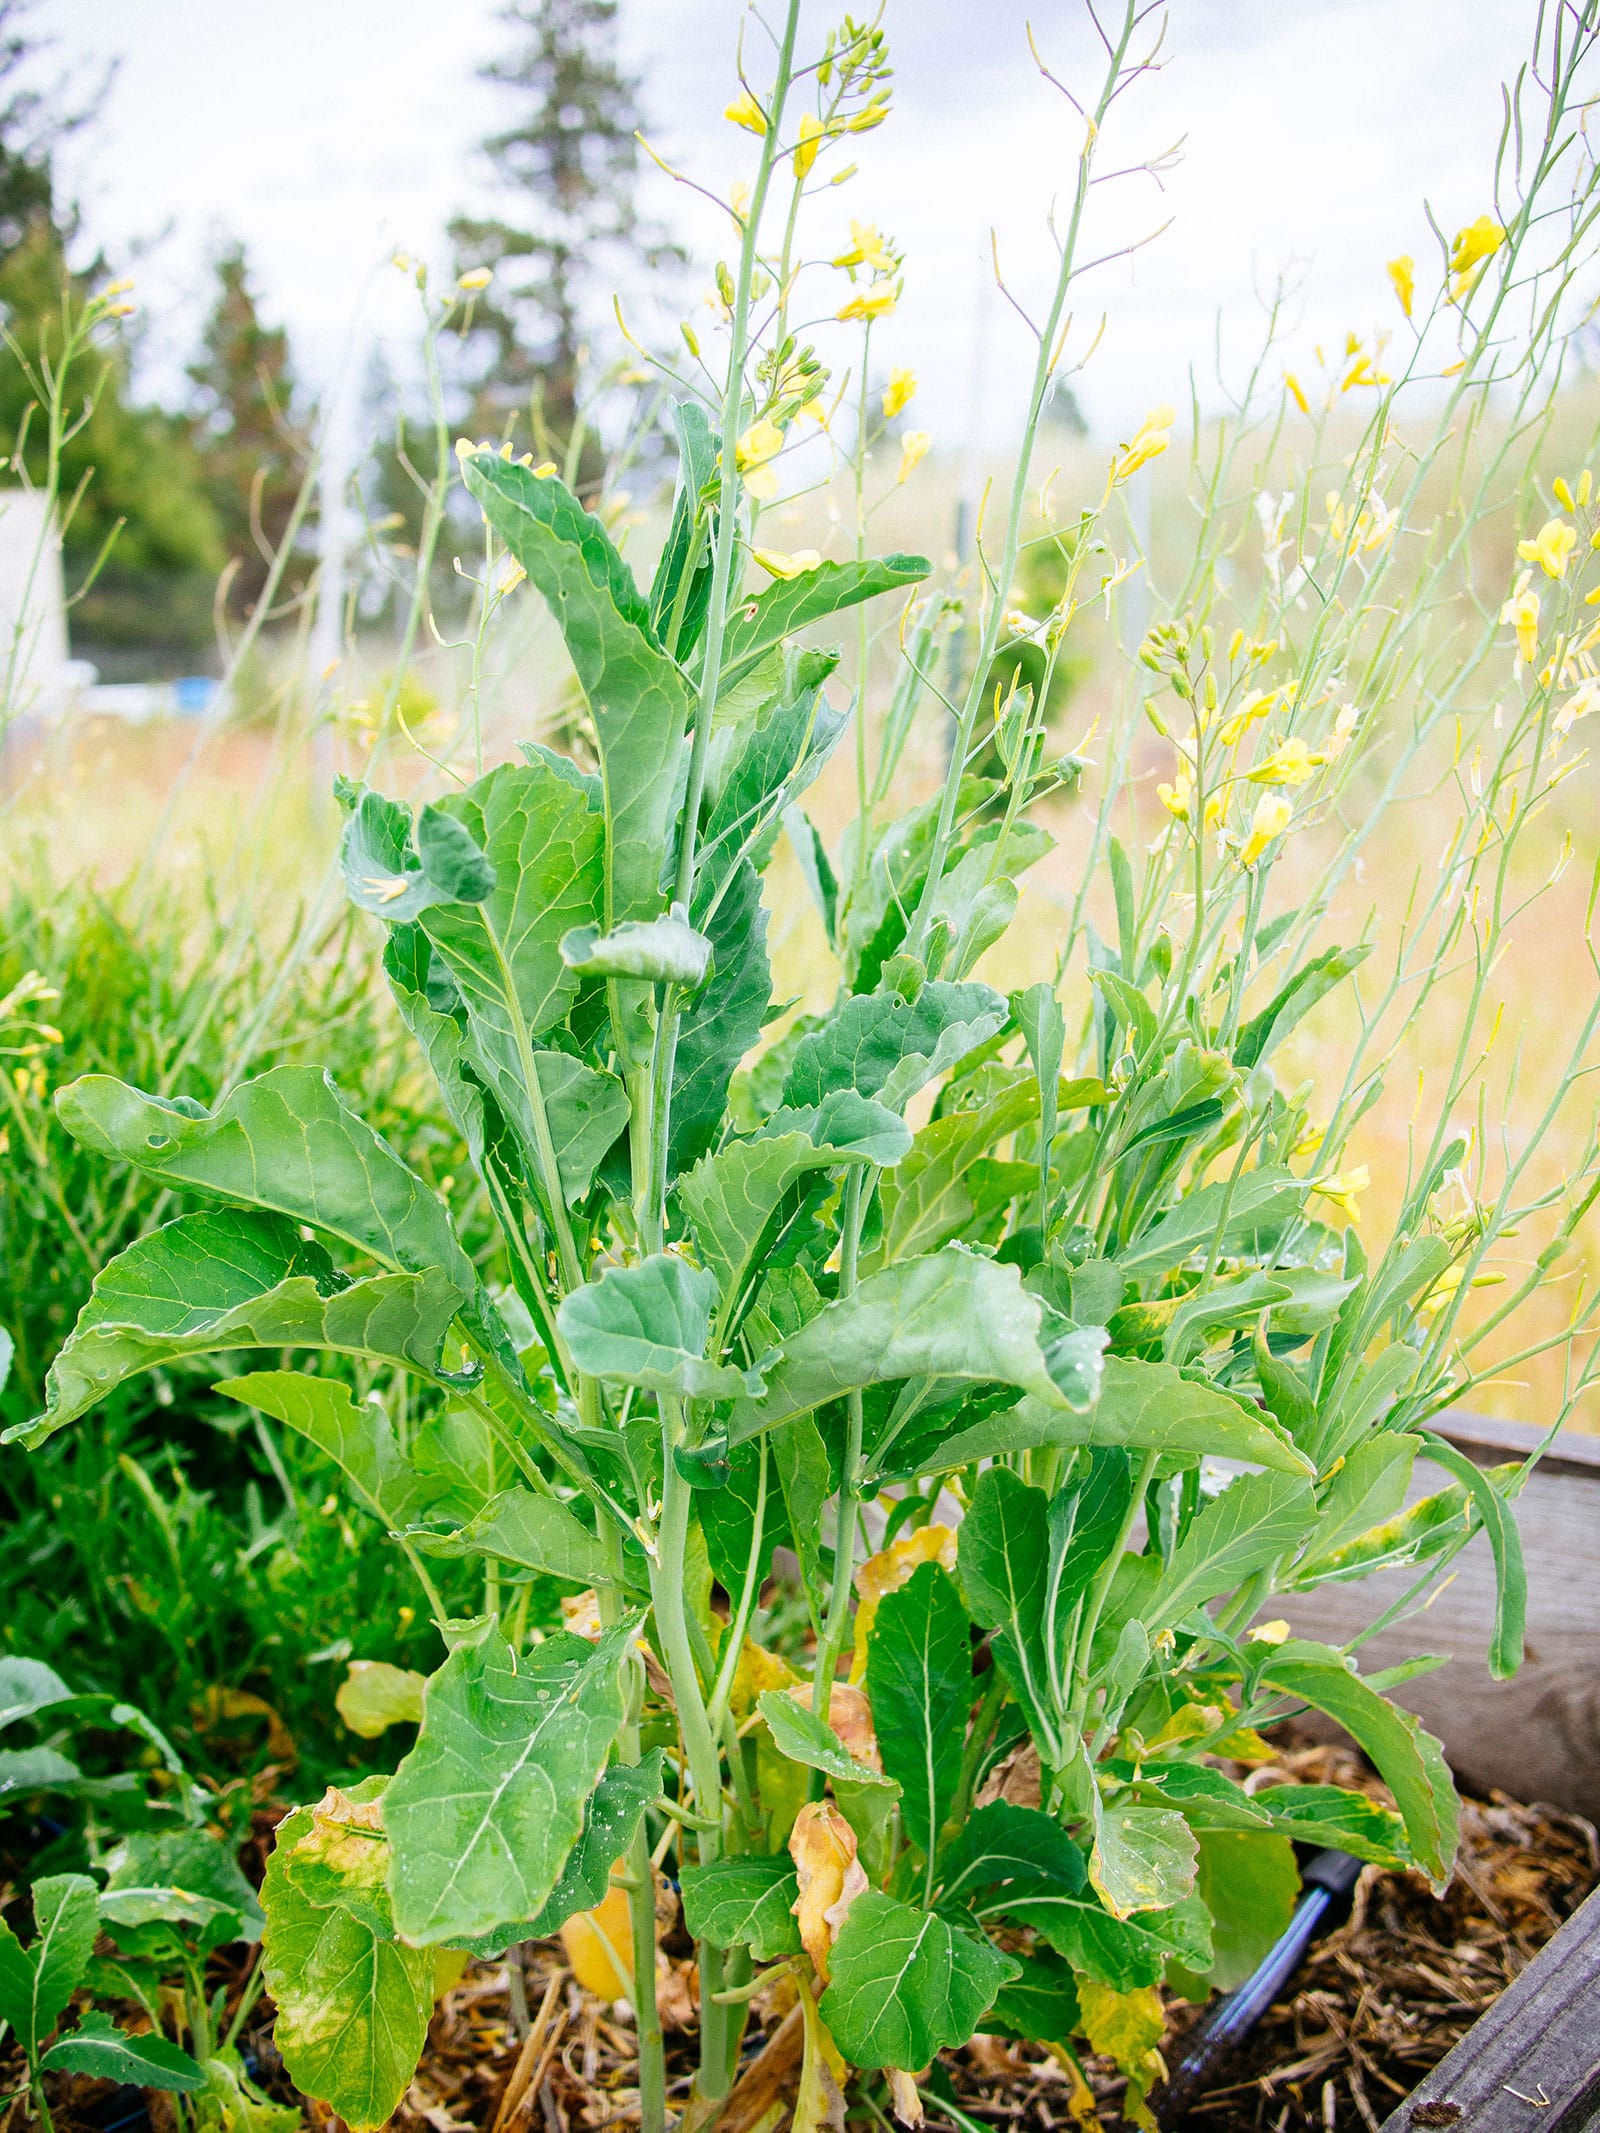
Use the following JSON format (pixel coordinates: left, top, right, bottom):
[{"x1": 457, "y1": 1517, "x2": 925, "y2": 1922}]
[
  {"x1": 789, "y1": 1681, "x2": 881, "y2": 1770},
  {"x1": 336, "y1": 1659, "x2": 426, "y2": 1738},
  {"x1": 789, "y1": 1802, "x2": 867, "y2": 1982},
  {"x1": 850, "y1": 1525, "x2": 958, "y2": 1680},
  {"x1": 561, "y1": 1873, "x2": 635, "y2": 1998}
]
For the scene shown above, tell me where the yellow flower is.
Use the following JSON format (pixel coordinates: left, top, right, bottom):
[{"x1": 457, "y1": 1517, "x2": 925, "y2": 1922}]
[
  {"x1": 1311, "y1": 1164, "x2": 1370, "y2": 1223},
  {"x1": 1113, "y1": 405, "x2": 1175, "y2": 482},
  {"x1": 1553, "y1": 475, "x2": 1575, "y2": 511},
  {"x1": 1283, "y1": 370, "x2": 1309, "y2": 414},
  {"x1": 882, "y1": 366, "x2": 917, "y2": 420},
  {"x1": 844, "y1": 92, "x2": 891, "y2": 134},
  {"x1": 735, "y1": 416, "x2": 784, "y2": 472},
  {"x1": 837, "y1": 280, "x2": 899, "y2": 323},
  {"x1": 1238, "y1": 793, "x2": 1293, "y2": 868},
  {"x1": 456, "y1": 266, "x2": 493, "y2": 293},
  {"x1": 1247, "y1": 1619, "x2": 1292, "y2": 1646},
  {"x1": 751, "y1": 546, "x2": 822, "y2": 578},
  {"x1": 1449, "y1": 214, "x2": 1505, "y2": 279},
  {"x1": 794, "y1": 113, "x2": 824, "y2": 177},
  {"x1": 1387, "y1": 254, "x2": 1415, "y2": 320},
  {"x1": 1499, "y1": 572, "x2": 1541, "y2": 663},
  {"x1": 1321, "y1": 703, "x2": 1361, "y2": 759},
  {"x1": 1517, "y1": 518, "x2": 1578, "y2": 580},
  {"x1": 833, "y1": 220, "x2": 896, "y2": 273},
  {"x1": 725, "y1": 90, "x2": 767, "y2": 135},
  {"x1": 1555, "y1": 679, "x2": 1600, "y2": 735},
  {"x1": 895, "y1": 429, "x2": 931, "y2": 483},
  {"x1": 1156, "y1": 770, "x2": 1222, "y2": 830},
  {"x1": 1217, "y1": 688, "x2": 1276, "y2": 748},
  {"x1": 1247, "y1": 738, "x2": 1320, "y2": 786}
]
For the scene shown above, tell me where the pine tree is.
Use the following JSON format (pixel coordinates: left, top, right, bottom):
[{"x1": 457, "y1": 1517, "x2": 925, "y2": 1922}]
[
  {"x1": 186, "y1": 239, "x2": 311, "y2": 621},
  {"x1": 449, "y1": 0, "x2": 673, "y2": 464}
]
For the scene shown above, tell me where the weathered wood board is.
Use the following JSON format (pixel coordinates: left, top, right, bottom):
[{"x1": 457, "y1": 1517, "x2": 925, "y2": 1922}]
[{"x1": 1280, "y1": 1414, "x2": 1600, "y2": 1820}]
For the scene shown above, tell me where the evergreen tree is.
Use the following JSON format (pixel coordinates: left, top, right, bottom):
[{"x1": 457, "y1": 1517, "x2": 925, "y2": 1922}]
[
  {"x1": 449, "y1": 0, "x2": 673, "y2": 463},
  {"x1": 187, "y1": 239, "x2": 312, "y2": 621}
]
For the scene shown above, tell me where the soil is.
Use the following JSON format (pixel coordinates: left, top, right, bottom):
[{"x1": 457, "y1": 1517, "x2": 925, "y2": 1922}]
[{"x1": 10, "y1": 1744, "x2": 1595, "y2": 2133}]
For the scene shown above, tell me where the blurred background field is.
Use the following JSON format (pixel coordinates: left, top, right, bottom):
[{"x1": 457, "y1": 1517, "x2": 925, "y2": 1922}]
[{"x1": 2, "y1": 0, "x2": 1598, "y2": 1798}]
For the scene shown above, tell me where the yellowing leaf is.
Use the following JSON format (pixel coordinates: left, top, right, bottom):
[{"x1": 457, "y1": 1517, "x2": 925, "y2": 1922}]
[
  {"x1": 560, "y1": 1872, "x2": 634, "y2": 1997},
  {"x1": 789, "y1": 1802, "x2": 867, "y2": 1983},
  {"x1": 794, "y1": 1975, "x2": 849, "y2": 2133},
  {"x1": 850, "y1": 1523, "x2": 958, "y2": 1681},
  {"x1": 729, "y1": 1637, "x2": 800, "y2": 1719},
  {"x1": 1077, "y1": 1980, "x2": 1166, "y2": 2129},
  {"x1": 789, "y1": 1681, "x2": 881, "y2": 1769},
  {"x1": 336, "y1": 1661, "x2": 426, "y2": 1738}
]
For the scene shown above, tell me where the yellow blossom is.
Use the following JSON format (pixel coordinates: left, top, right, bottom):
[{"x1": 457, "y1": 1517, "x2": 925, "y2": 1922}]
[
  {"x1": 794, "y1": 113, "x2": 824, "y2": 178},
  {"x1": 1247, "y1": 1620, "x2": 1292, "y2": 1646},
  {"x1": 1238, "y1": 793, "x2": 1293, "y2": 868},
  {"x1": 1217, "y1": 688, "x2": 1276, "y2": 748},
  {"x1": 1113, "y1": 405, "x2": 1175, "y2": 483},
  {"x1": 1339, "y1": 345, "x2": 1391, "y2": 392},
  {"x1": 882, "y1": 366, "x2": 917, "y2": 420},
  {"x1": 1553, "y1": 475, "x2": 1575, "y2": 511},
  {"x1": 1387, "y1": 254, "x2": 1415, "y2": 319},
  {"x1": 725, "y1": 90, "x2": 767, "y2": 135},
  {"x1": 1247, "y1": 738, "x2": 1320, "y2": 786},
  {"x1": 1555, "y1": 679, "x2": 1600, "y2": 735},
  {"x1": 1283, "y1": 371, "x2": 1309, "y2": 414},
  {"x1": 1419, "y1": 1260, "x2": 1507, "y2": 1318},
  {"x1": 833, "y1": 220, "x2": 896, "y2": 273},
  {"x1": 1321, "y1": 703, "x2": 1361, "y2": 759},
  {"x1": 896, "y1": 429, "x2": 931, "y2": 483},
  {"x1": 736, "y1": 416, "x2": 785, "y2": 471},
  {"x1": 1449, "y1": 214, "x2": 1505, "y2": 280},
  {"x1": 837, "y1": 280, "x2": 899, "y2": 323},
  {"x1": 1311, "y1": 1163, "x2": 1370, "y2": 1222},
  {"x1": 456, "y1": 266, "x2": 493, "y2": 293},
  {"x1": 752, "y1": 546, "x2": 823, "y2": 578},
  {"x1": 1156, "y1": 769, "x2": 1222, "y2": 830},
  {"x1": 1517, "y1": 518, "x2": 1578, "y2": 580},
  {"x1": 1499, "y1": 572, "x2": 1541, "y2": 663}
]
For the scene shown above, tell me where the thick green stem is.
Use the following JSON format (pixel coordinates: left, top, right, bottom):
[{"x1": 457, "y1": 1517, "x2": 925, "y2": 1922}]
[
  {"x1": 812, "y1": 1168, "x2": 868, "y2": 1727},
  {"x1": 600, "y1": 1529, "x2": 665, "y2": 2133}
]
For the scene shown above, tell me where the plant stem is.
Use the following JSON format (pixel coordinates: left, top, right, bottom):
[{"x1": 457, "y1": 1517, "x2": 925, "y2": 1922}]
[
  {"x1": 812, "y1": 1167, "x2": 868, "y2": 1726},
  {"x1": 600, "y1": 1530, "x2": 665, "y2": 2133}
]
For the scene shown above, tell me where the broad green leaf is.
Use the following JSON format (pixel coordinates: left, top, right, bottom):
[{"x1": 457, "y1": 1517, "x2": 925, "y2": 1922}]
[
  {"x1": 97, "y1": 1887, "x2": 242, "y2": 1938},
  {"x1": 720, "y1": 553, "x2": 929, "y2": 688},
  {"x1": 932, "y1": 824, "x2": 1054, "y2": 980},
  {"x1": 462, "y1": 1748, "x2": 668, "y2": 1953},
  {"x1": 756, "y1": 1689, "x2": 897, "y2": 1790},
  {"x1": 988, "y1": 1948, "x2": 1080, "y2": 2046},
  {"x1": 1257, "y1": 1640, "x2": 1458, "y2": 1889},
  {"x1": 1116, "y1": 1167, "x2": 1308, "y2": 1278},
  {"x1": 262, "y1": 1798, "x2": 433, "y2": 2130},
  {"x1": 874, "y1": 1072, "x2": 1042, "y2": 1265},
  {"x1": 1420, "y1": 1435, "x2": 1526, "y2": 1678},
  {"x1": 339, "y1": 785, "x2": 494, "y2": 922},
  {"x1": 841, "y1": 783, "x2": 989, "y2": 988},
  {"x1": 1088, "y1": 1799, "x2": 1198, "y2": 1919},
  {"x1": 725, "y1": 1248, "x2": 1062, "y2": 1443},
  {"x1": 558, "y1": 1254, "x2": 754, "y2": 1399},
  {"x1": 0, "y1": 1657, "x2": 73, "y2": 1729},
  {"x1": 0, "y1": 1874, "x2": 98, "y2": 2057},
  {"x1": 1145, "y1": 1471, "x2": 1317, "y2": 1634},
  {"x1": 462, "y1": 454, "x2": 693, "y2": 939},
  {"x1": 1253, "y1": 1784, "x2": 1411, "y2": 1867},
  {"x1": 217, "y1": 1370, "x2": 425, "y2": 1529},
  {"x1": 699, "y1": 1438, "x2": 788, "y2": 1596},
  {"x1": 380, "y1": 925, "x2": 495, "y2": 1174},
  {"x1": 820, "y1": 1891, "x2": 1016, "y2": 2070},
  {"x1": 773, "y1": 1412, "x2": 833, "y2": 1629},
  {"x1": 42, "y1": 2010, "x2": 206, "y2": 2093},
  {"x1": 1235, "y1": 945, "x2": 1371, "y2": 1070},
  {"x1": 1298, "y1": 1433, "x2": 1421, "y2": 1575},
  {"x1": 785, "y1": 807, "x2": 839, "y2": 945},
  {"x1": 649, "y1": 398, "x2": 717, "y2": 653},
  {"x1": 532, "y1": 1051, "x2": 631, "y2": 1204},
  {"x1": 1012, "y1": 982, "x2": 1065, "y2": 1205},
  {"x1": 865, "y1": 1562, "x2": 970, "y2": 1855},
  {"x1": 1291, "y1": 1477, "x2": 1475, "y2": 1584},
  {"x1": 337, "y1": 1662, "x2": 427, "y2": 1739},
  {"x1": 0, "y1": 1747, "x2": 93, "y2": 1799},
  {"x1": 783, "y1": 980, "x2": 1007, "y2": 1115},
  {"x1": 56, "y1": 1067, "x2": 476, "y2": 1297},
  {"x1": 1048, "y1": 1451, "x2": 1136, "y2": 1625},
  {"x1": 102, "y1": 1829, "x2": 264, "y2": 1942},
  {"x1": 680, "y1": 1856, "x2": 802, "y2": 1961},
  {"x1": 12, "y1": 1213, "x2": 465, "y2": 1449},
  {"x1": 957, "y1": 1469, "x2": 1057, "y2": 1755},
  {"x1": 925, "y1": 1356, "x2": 1312, "y2": 1477},
  {"x1": 1176, "y1": 1832, "x2": 1300, "y2": 1993},
  {"x1": 699, "y1": 651, "x2": 844, "y2": 900},
  {"x1": 411, "y1": 1486, "x2": 617, "y2": 1589},
  {"x1": 938, "y1": 1803, "x2": 1087, "y2": 1908},
  {"x1": 671, "y1": 855, "x2": 772, "y2": 1173},
  {"x1": 560, "y1": 913, "x2": 712, "y2": 985},
  {"x1": 385, "y1": 1619, "x2": 630, "y2": 1943},
  {"x1": 1000, "y1": 1886, "x2": 1212, "y2": 1990}
]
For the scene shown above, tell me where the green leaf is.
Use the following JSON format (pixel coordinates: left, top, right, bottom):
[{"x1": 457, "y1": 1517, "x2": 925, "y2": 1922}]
[
  {"x1": 865, "y1": 1562, "x2": 971, "y2": 1855},
  {"x1": 462, "y1": 454, "x2": 693, "y2": 938},
  {"x1": 462, "y1": 1749, "x2": 668, "y2": 1953},
  {"x1": 385, "y1": 1619, "x2": 631, "y2": 1944},
  {"x1": 411, "y1": 1486, "x2": 617, "y2": 1589},
  {"x1": 924, "y1": 1356, "x2": 1313, "y2": 1477},
  {"x1": 874, "y1": 1072, "x2": 1043, "y2": 1265},
  {"x1": 720, "y1": 553, "x2": 929, "y2": 688},
  {"x1": 102, "y1": 1829, "x2": 264, "y2": 1942},
  {"x1": 1235, "y1": 945, "x2": 1371, "y2": 1070},
  {"x1": 700, "y1": 652, "x2": 844, "y2": 895},
  {"x1": 262, "y1": 1799, "x2": 434, "y2": 2130},
  {"x1": 0, "y1": 1657, "x2": 73, "y2": 1729},
  {"x1": 1012, "y1": 982, "x2": 1065, "y2": 1199},
  {"x1": 988, "y1": 1948, "x2": 1080, "y2": 2046},
  {"x1": 1177, "y1": 1832, "x2": 1300, "y2": 1993},
  {"x1": 1297, "y1": 1433, "x2": 1421, "y2": 1575},
  {"x1": 1116, "y1": 1168, "x2": 1309, "y2": 1278},
  {"x1": 957, "y1": 1469, "x2": 1057, "y2": 1756},
  {"x1": 337, "y1": 1663, "x2": 427, "y2": 1740},
  {"x1": 42, "y1": 2010, "x2": 206, "y2": 2093},
  {"x1": 0, "y1": 1747, "x2": 92, "y2": 1800},
  {"x1": 217, "y1": 1369, "x2": 425, "y2": 1528},
  {"x1": 12, "y1": 1211, "x2": 465, "y2": 1449},
  {"x1": 1145, "y1": 1472, "x2": 1317, "y2": 1634},
  {"x1": 1252, "y1": 1784, "x2": 1411, "y2": 1867},
  {"x1": 820, "y1": 1891, "x2": 1016, "y2": 2070},
  {"x1": 680, "y1": 1856, "x2": 802, "y2": 1961},
  {"x1": 529, "y1": 1050, "x2": 631, "y2": 1205},
  {"x1": 784, "y1": 807, "x2": 838, "y2": 945},
  {"x1": 560, "y1": 913, "x2": 712, "y2": 985},
  {"x1": 0, "y1": 1874, "x2": 98, "y2": 2058},
  {"x1": 56, "y1": 1067, "x2": 476, "y2": 1296},
  {"x1": 1000, "y1": 1886, "x2": 1212, "y2": 1990},
  {"x1": 649, "y1": 398, "x2": 717, "y2": 653},
  {"x1": 1088, "y1": 1799, "x2": 1197, "y2": 1919},
  {"x1": 671, "y1": 855, "x2": 771, "y2": 1172},
  {"x1": 938, "y1": 1803, "x2": 1088, "y2": 1908},
  {"x1": 557, "y1": 1254, "x2": 754, "y2": 1399},
  {"x1": 783, "y1": 980, "x2": 1008, "y2": 1114},
  {"x1": 340, "y1": 786, "x2": 492, "y2": 922},
  {"x1": 1256, "y1": 1640, "x2": 1458, "y2": 1888},
  {"x1": 1419, "y1": 1435, "x2": 1526, "y2": 1678},
  {"x1": 755, "y1": 1690, "x2": 897, "y2": 1790},
  {"x1": 725, "y1": 1248, "x2": 1062, "y2": 1443}
]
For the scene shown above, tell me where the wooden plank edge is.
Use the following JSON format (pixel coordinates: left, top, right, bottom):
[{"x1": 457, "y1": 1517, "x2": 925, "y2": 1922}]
[
  {"x1": 1431, "y1": 1408, "x2": 1600, "y2": 1480},
  {"x1": 1377, "y1": 1884, "x2": 1600, "y2": 2133}
]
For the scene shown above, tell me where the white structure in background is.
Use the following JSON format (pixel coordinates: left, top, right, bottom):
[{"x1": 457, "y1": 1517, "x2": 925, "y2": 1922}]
[{"x1": 0, "y1": 487, "x2": 90, "y2": 718}]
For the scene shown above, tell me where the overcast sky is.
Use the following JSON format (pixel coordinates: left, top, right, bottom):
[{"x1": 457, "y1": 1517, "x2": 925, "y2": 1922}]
[{"x1": 44, "y1": 0, "x2": 1538, "y2": 445}]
